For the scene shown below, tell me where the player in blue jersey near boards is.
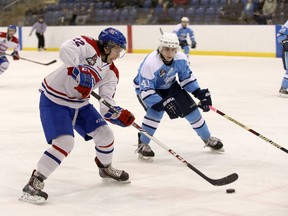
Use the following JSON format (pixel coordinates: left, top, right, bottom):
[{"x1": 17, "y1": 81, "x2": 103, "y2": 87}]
[
  {"x1": 173, "y1": 17, "x2": 196, "y2": 64},
  {"x1": 133, "y1": 32, "x2": 223, "y2": 161},
  {"x1": 277, "y1": 20, "x2": 288, "y2": 97}
]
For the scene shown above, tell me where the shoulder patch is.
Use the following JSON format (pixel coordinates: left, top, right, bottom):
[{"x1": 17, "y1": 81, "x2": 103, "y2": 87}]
[
  {"x1": 11, "y1": 36, "x2": 18, "y2": 43},
  {"x1": 81, "y1": 35, "x2": 100, "y2": 56}
]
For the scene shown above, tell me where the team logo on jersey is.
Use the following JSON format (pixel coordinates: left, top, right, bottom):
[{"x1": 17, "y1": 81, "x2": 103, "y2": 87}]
[
  {"x1": 167, "y1": 67, "x2": 174, "y2": 76},
  {"x1": 160, "y1": 69, "x2": 166, "y2": 77},
  {"x1": 86, "y1": 54, "x2": 97, "y2": 66}
]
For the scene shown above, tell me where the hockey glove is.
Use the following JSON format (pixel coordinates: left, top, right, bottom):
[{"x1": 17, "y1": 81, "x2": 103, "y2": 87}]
[
  {"x1": 68, "y1": 65, "x2": 95, "y2": 98},
  {"x1": 281, "y1": 39, "x2": 288, "y2": 51},
  {"x1": 104, "y1": 106, "x2": 135, "y2": 127},
  {"x1": 11, "y1": 51, "x2": 19, "y2": 60},
  {"x1": 191, "y1": 41, "x2": 197, "y2": 49},
  {"x1": 193, "y1": 88, "x2": 212, "y2": 112},
  {"x1": 152, "y1": 97, "x2": 181, "y2": 119}
]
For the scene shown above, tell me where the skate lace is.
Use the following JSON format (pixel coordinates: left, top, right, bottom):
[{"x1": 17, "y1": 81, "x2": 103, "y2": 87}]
[
  {"x1": 204, "y1": 137, "x2": 221, "y2": 148},
  {"x1": 104, "y1": 165, "x2": 123, "y2": 178},
  {"x1": 32, "y1": 177, "x2": 45, "y2": 191},
  {"x1": 136, "y1": 143, "x2": 152, "y2": 154}
]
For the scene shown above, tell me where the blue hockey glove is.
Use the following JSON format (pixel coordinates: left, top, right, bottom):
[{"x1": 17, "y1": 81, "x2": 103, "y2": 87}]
[
  {"x1": 68, "y1": 65, "x2": 95, "y2": 98},
  {"x1": 104, "y1": 106, "x2": 135, "y2": 127},
  {"x1": 11, "y1": 51, "x2": 19, "y2": 60},
  {"x1": 152, "y1": 97, "x2": 181, "y2": 119},
  {"x1": 191, "y1": 41, "x2": 196, "y2": 49},
  {"x1": 193, "y1": 88, "x2": 212, "y2": 112},
  {"x1": 281, "y1": 39, "x2": 288, "y2": 51}
]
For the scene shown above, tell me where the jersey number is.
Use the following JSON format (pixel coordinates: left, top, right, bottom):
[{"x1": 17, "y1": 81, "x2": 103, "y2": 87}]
[{"x1": 73, "y1": 38, "x2": 85, "y2": 47}]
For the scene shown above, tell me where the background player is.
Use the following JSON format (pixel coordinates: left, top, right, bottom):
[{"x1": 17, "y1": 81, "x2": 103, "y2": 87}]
[
  {"x1": 0, "y1": 25, "x2": 20, "y2": 75},
  {"x1": 20, "y1": 27, "x2": 135, "y2": 203},
  {"x1": 173, "y1": 17, "x2": 196, "y2": 63},
  {"x1": 133, "y1": 32, "x2": 223, "y2": 160},
  {"x1": 277, "y1": 20, "x2": 288, "y2": 97},
  {"x1": 29, "y1": 16, "x2": 47, "y2": 51}
]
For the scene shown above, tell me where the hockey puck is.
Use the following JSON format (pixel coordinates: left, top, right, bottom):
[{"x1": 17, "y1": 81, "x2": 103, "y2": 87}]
[{"x1": 226, "y1": 188, "x2": 235, "y2": 194}]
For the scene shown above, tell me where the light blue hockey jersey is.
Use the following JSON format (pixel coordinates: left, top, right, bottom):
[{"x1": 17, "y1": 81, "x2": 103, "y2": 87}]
[
  {"x1": 277, "y1": 20, "x2": 288, "y2": 43},
  {"x1": 173, "y1": 24, "x2": 195, "y2": 43},
  {"x1": 133, "y1": 50, "x2": 200, "y2": 108}
]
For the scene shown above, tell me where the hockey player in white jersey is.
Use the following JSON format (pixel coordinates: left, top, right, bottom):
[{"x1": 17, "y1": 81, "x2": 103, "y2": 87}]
[
  {"x1": 277, "y1": 20, "x2": 288, "y2": 96},
  {"x1": 0, "y1": 25, "x2": 20, "y2": 75},
  {"x1": 133, "y1": 32, "x2": 223, "y2": 160},
  {"x1": 20, "y1": 27, "x2": 135, "y2": 203}
]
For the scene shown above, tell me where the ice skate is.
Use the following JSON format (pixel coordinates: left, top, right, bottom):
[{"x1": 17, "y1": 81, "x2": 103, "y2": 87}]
[
  {"x1": 203, "y1": 136, "x2": 224, "y2": 152},
  {"x1": 279, "y1": 87, "x2": 288, "y2": 97},
  {"x1": 136, "y1": 133, "x2": 155, "y2": 161},
  {"x1": 19, "y1": 170, "x2": 48, "y2": 204},
  {"x1": 95, "y1": 157, "x2": 130, "y2": 184}
]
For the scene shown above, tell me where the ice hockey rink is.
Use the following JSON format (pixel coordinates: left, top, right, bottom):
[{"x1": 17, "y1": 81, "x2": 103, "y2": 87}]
[{"x1": 0, "y1": 51, "x2": 287, "y2": 216}]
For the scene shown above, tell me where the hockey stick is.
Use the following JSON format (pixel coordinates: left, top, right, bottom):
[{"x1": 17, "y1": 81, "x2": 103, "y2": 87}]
[
  {"x1": 6, "y1": 53, "x2": 57, "y2": 66},
  {"x1": 159, "y1": 27, "x2": 164, "y2": 35},
  {"x1": 209, "y1": 106, "x2": 288, "y2": 154},
  {"x1": 283, "y1": 50, "x2": 288, "y2": 70},
  {"x1": 91, "y1": 91, "x2": 238, "y2": 186}
]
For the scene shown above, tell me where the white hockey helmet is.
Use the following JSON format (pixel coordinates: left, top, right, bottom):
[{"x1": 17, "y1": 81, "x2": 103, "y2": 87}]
[
  {"x1": 181, "y1": 17, "x2": 189, "y2": 22},
  {"x1": 159, "y1": 33, "x2": 179, "y2": 51}
]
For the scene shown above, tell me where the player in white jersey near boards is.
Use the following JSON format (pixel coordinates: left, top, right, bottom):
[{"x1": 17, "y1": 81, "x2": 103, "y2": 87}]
[
  {"x1": 277, "y1": 20, "x2": 288, "y2": 97},
  {"x1": 20, "y1": 27, "x2": 135, "y2": 203},
  {"x1": 133, "y1": 32, "x2": 223, "y2": 160},
  {"x1": 0, "y1": 25, "x2": 20, "y2": 75}
]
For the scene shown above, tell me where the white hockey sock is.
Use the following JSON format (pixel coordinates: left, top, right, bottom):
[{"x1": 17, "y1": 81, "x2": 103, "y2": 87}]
[
  {"x1": 37, "y1": 135, "x2": 74, "y2": 178},
  {"x1": 88, "y1": 125, "x2": 114, "y2": 165}
]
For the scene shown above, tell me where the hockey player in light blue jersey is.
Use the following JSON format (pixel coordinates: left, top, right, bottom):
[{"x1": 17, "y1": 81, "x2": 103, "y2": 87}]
[
  {"x1": 133, "y1": 32, "x2": 223, "y2": 160},
  {"x1": 173, "y1": 17, "x2": 196, "y2": 63},
  {"x1": 277, "y1": 20, "x2": 288, "y2": 97}
]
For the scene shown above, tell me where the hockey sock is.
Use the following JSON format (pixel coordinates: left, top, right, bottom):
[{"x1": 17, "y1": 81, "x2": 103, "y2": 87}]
[
  {"x1": 88, "y1": 125, "x2": 114, "y2": 165},
  {"x1": 37, "y1": 135, "x2": 74, "y2": 178},
  {"x1": 185, "y1": 110, "x2": 211, "y2": 141}
]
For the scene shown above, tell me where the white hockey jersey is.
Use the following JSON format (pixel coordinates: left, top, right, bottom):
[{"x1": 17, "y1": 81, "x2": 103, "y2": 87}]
[
  {"x1": 0, "y1": 32, "x2": 19, "y2": 56},
  {"x1": 40, "y1": 36, "x2": 119, "y2": 115}
]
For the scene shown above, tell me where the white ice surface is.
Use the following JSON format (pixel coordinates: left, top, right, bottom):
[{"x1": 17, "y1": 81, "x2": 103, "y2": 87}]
[{"x1": 0, "y1": 51, "x2": 287, "y2": 216}]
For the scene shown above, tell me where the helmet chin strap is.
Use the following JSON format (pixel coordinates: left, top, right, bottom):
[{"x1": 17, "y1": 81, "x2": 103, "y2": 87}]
[
  {"x1": 159, "y1": 51, "x2": 173, "y2": 66},
  {"x1": 101, "y1": 45, "x2": 112, "y2": 63}
]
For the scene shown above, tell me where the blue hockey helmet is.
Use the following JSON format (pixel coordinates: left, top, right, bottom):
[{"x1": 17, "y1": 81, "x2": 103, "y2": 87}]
[
  {"x1": 98, "y1": 27, "x2": 127, "y2": 50},
  {"x1": 7, "y1": 25, "x2": 17, "y2": 33}
]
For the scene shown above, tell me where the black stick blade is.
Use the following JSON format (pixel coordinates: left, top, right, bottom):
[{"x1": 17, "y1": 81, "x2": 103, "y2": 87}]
[
  {"x1": 44, "y1": 60, "x2": 57, "y2": 65},
  {"x1": 187, "y1": 163, "x2": 238, "y2": 186},
  {"x1": 208, "y1": 173, "x2": 239, "y2": 186}
]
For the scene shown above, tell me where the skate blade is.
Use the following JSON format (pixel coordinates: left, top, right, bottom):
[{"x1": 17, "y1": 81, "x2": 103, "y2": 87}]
[
  {"x1": 138, "y1": 154, "x2": 154, "y2": 162},
  {"x1": 18, "y1": 192, "x2": 46, "y2": 204},
  {"x1": 211, "y1": 148, "x2": 225, "y2": 153},
  {"x1": 101, "y1": 178, "x2": 131, "y2": 184},
  {"x1": 206, "y1": 146, "x2": 225, "y2": 153},
  {"x1": 279, "y1": 93, "x2": 288, "y2": 98}
]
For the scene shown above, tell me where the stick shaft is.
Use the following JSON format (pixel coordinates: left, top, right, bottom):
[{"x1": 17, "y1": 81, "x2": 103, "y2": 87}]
[
  {"x1": 5, "y1": 53, "x2": 56, "y2": 66},
  {"x1": 91, "y1": 91, "x2": 238, "y2": 186},
  {"x1": 209, "y1": 105, "x2": 288, "y2": 154}
]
